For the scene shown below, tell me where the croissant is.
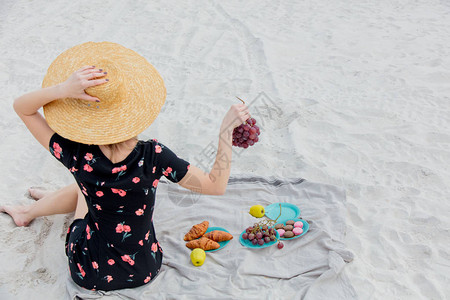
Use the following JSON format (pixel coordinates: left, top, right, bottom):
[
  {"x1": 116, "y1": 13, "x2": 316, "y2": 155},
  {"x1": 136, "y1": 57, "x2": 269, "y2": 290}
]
[
  {"x1": 186, "y1": 237, "x2": 220, "y2": 251},
  {"x1": 203, "y1": 230, "x2": 233, "y2": 242},
  {"x1": 184, "y1": 221, "x2": 209, "y2": 241}
]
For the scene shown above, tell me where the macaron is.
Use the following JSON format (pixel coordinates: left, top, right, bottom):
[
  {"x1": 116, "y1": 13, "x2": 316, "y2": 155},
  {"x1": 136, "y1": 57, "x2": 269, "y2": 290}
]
[
  {"x1": 294, "y1": 221, "x2": 303, "y2": 228},
  {"x1": 275, "y1": 223, "x2": 284, "y2": 230},
  {"x1": 283, "y1": 231, "x2": 294, "y2": 238},
  {"x1": 293, "y1": 227, "x2": 303, "y2": 236},
  {"x1": 284, "y1": 225, "x2": 294, "y2": 231},
  {"x1": 277, "y1": 229, "x2": 285, "y2": 237}
]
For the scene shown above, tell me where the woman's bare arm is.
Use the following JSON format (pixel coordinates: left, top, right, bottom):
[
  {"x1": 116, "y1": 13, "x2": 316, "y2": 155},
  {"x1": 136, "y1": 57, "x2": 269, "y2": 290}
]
[
  {"x1": 178, "y1": 103, "x2": 250, "y2": 195},
  {"x1": 13, "y1": 66, "x2": 107, "y2": 149}
]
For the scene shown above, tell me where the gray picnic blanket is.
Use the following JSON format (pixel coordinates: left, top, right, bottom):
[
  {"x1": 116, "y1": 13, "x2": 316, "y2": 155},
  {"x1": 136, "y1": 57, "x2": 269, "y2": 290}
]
[{"x1": 66, "y1": 176, "x2": 356, "y2": 300}]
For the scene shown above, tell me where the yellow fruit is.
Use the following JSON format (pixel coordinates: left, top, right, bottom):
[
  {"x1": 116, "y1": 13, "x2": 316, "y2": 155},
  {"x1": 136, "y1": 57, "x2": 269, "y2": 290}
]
[
  {"x1": 249, "y1": 205, "x2": 265, "y2": 218},
  {"x1": 190, "y1": 248, "x2": 206, "y2": 267}
]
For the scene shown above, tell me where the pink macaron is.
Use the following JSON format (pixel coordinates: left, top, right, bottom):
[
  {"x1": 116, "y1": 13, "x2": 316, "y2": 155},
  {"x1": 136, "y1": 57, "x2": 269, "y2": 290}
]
[
  {"x1": 277, "y1": 229, "x2": 285, "y2": 237},
  {"x1": 294, "y1": 221, "x2": 303, "y2": 228},
  {"x1": 293, "y1": 227, "x2": 303, "y2": 236}
]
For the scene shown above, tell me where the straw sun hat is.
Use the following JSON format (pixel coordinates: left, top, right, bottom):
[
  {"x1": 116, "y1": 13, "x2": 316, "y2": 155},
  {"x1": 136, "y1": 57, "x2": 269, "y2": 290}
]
[{"x1": 42, "y1": 41, "x2": 166, "y2": 145}]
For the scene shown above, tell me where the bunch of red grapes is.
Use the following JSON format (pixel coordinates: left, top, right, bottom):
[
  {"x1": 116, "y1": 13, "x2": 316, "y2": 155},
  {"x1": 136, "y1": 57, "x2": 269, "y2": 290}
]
[
  {"x1": 232, "y1": 118, "x2": 260, "y2": 148},
  {"x1": 242, "y1": 223, "x2": 276, "y2": 246}
]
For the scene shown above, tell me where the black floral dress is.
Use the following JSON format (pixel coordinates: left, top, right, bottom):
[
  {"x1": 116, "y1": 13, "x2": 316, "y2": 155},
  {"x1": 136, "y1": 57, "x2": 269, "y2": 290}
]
[{"x1": 49, "y1": 133, "x2": 190, "y2": 291}]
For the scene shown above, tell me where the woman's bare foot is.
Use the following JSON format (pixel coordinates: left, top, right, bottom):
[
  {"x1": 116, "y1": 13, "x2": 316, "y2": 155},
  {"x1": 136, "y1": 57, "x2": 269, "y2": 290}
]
[
  {"x1": 0, "y1": 205, "x2": 34, "y2": 226},
  {"x1": 28, "y1": 187, "x2": 50, "y2": 200}
]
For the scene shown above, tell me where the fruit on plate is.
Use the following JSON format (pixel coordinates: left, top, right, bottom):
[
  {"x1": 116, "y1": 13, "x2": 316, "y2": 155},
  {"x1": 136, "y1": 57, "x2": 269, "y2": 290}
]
[
  {"x1": 249, "y1": 205, "x2": 265, "y2": 218},
  {"x1": 190, "y1": 248, "x2": 206, "y2": 267},
  {"x1": 204, "y1": 230, "x2": 233, "y2": 242},
  {"x1": 186, "y1": 237, "x2": 220, "y2": 251},
  {"x1": 184, "y1": 221, "x2": 209, "y2": 241},
  {"x1": 242, "y1": 222, "x2": 277, "y2": 247}
]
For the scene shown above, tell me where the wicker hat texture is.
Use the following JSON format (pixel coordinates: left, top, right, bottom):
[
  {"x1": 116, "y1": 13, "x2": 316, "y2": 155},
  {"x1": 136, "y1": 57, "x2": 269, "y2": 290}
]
[{"x1": 42, "y1": 41, "x2": 166, "y2": 145}]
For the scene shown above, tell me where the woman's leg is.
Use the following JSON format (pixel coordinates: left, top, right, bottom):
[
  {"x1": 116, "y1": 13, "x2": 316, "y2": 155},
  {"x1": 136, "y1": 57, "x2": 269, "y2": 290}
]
[{"x1": 0, "y1": 183, "x2": 79, "y2": 226}]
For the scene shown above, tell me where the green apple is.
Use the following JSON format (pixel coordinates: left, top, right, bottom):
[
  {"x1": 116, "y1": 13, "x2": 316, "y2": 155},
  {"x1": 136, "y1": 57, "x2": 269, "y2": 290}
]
[{"x1": 190, "y1": 248, "x2": 206, "y2": 266}]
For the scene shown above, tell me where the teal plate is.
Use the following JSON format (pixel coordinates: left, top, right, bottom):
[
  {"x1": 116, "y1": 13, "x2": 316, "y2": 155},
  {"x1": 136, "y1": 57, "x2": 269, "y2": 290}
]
[
  {"x1": 239, "y1": 228, "x2": 280, "y2": 249},
  {"x1": 275, "y1": 219, "x2": 309, "y2": 240},
  {"x1": 265, "y1": 203, "x2": 301, "y2": 223},
  {"x1": 204, "y1": 226, "x2": 232, "y2": 252}
]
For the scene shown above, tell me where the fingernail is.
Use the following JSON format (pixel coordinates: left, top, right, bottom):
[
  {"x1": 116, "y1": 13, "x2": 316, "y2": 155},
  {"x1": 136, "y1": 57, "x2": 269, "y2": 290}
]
[
  {"x1": 96, "y1": 100, "x2": 100, "y2": 102},
  {"x1": 103, "y1": 72, "x2": 107, "y2": 74},
  {"x1": 106, "y1": 79, "x2": 109, "y2": 81},
  {"x1": 92, "y1": 65, "x2": 95, "y2": 67},
  {"x1": 99, "y1": 69, "x2": 103, "y2": 72}
]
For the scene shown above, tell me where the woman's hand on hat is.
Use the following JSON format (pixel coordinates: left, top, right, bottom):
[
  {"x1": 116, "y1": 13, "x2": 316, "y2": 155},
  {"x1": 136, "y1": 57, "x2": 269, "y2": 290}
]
[{"x1": 58, "y1": 65, "x2": 108, "y2": 102}]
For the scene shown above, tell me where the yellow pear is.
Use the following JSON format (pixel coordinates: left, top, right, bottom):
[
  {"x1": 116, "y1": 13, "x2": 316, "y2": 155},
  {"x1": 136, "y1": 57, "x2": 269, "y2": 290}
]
[
  {"x1": 190, "y1": 248, "x2": 206, "y2": 267},
  {"x1": 249, "y1": 205, "x2": 265, "y2": 218}
]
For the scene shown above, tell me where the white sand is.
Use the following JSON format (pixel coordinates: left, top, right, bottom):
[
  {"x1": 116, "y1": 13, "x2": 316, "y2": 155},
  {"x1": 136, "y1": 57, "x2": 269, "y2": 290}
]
[{"x1": 1, "y1": 0, "x2": 449, "y2": 299}]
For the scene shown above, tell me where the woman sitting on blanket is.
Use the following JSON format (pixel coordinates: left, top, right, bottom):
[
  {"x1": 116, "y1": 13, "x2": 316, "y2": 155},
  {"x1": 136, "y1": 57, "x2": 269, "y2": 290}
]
[{"x1": 0, "y1": 42, "x2": 249, "y2": 291}]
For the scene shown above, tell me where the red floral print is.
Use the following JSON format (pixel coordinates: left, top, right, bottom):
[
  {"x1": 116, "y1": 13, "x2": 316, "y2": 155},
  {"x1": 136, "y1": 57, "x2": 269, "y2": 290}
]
[
  {"x1": 115, "y1": 223, "x2": 124, "y2": 233},
  {"x1": 155, "y1": 145, "x2": 162, "y2": 153},
  {"x1": 92, "y1": 261, "x2": 98, "y2": 269},
  {"x1": 77, "y1": 263, "x2": 86, "y2": 277},
  {"x1": 107, "y1": 259, "x2": 115, "y2": 265},
  {"x1": 111, "y1": 188, "x2": 126, "y2": 197},
  {"x1": 86, "y1": 225, "x2": 91, "y2": 240},
  {"x1": 163, "y1": 167, "x2": 173, "y2": 176},
  {"x1": 52, "y1": 142, "x2": 62, "y2": 159},
  {"x1": 139, "y1": 240, "x2": 144, "y2": 246},
  {"x1": 152, "y1": 179, "x2": 159, "y2": 188},
  {"x1": 84, "y1": 153, "x2": 93, "y2": 161},
  {"x1": 84, "y1": 164, "x2": 93, "y2": 172},
  {"x1": 112, "y1": 165, "x2": 126, "y2": 174},
  {"x1": 135, "y1": 209, "x2": 144, "y2": 216},
  {"x1": 96, "y1": 191, "x2": 104, "y2": 197},
  {"x1": 132, "y1": 177, "x2": 140, "y2": 184},
  {"x1": 121, "y1": 254, "x2": 135, "y2": 266},
  {"x1": 151, "y1": 243, "x2": 158, "y2": 252}
]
